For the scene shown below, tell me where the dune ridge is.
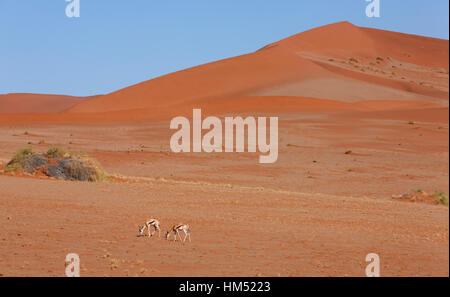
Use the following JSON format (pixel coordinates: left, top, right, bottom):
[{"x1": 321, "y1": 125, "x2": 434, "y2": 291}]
[
  {"x1": 1, "y1": 21, "x2": 448, "y2": 121},
  {"x1": 67, "y1": 21, "x2": 449, "y2": 116},
  {"x1": 0, "y1": 93, "x2": 96, "y2": 114}
]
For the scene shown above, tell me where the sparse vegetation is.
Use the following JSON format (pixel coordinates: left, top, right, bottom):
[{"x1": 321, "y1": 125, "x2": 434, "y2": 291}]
[
  {"x1": 110, "y1": 258, "x2": 120, "y2": 270},
  {"x1": 433, "y1": 191, "x2": 449, "y2": 206},
  {"x1": 348, "y1": 57, "x2": 358, "y2": 63},
  {"x1": 45, "y1": 147, "x2": 68, "y2": 159},
  {"x1": 393, "y1": 190, "x2": 449, "y2": 206},
  {"x1": 5, "y1": 147, "x2": 34, "y2": 173},
  {"x1": 344, "y1": 150, "x2": 352, "y2": 155},
  {"x1": 71, "y1": 155, "x2": 110, "y2": 182},
  {"x1": 3, "y1": 147, "x2": 110, "y2": 182},
  {"x1": 376, "y1": 57, "x2": 384, "y2": 61}
]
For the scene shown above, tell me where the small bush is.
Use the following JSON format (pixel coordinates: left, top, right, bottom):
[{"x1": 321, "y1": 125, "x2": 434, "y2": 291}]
[
  {"x1": 45, "y1": 155, "x2": 110, "y2": 182},
  {"x1": 5, "y1": 147, "x2": 34, "y2": 172},
  {"x1": 433, "y1": 192, "x2": 449, "y2": 206},
  {"x1": 75, "y1": 155, "x2": 110, "y2": 182},
  {"x1": 349, "y1": 57, "x2": 358, "y2": 63},
  {"x1": 4, "y1": 147, "x2": 110, "y2": 182},
  {"x1": 376, "y1": 57, "x2": 384, "y2": 61},
  {"x1": 45, "y1": 147, "x2": 67, "y2": 159}
]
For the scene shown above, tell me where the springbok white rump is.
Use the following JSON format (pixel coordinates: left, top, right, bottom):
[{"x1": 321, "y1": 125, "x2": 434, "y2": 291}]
[{"x1": 165, "y1": 224, "x2": 191, "y2": 242}]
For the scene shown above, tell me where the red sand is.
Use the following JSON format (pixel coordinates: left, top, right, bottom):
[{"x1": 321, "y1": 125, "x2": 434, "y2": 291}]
[
  {"x1": 0, "y1": 22, "x2": 448, "y2": 276},
  {"x1": 0, "y1": 93, "x2": 95, "y2": 114}
]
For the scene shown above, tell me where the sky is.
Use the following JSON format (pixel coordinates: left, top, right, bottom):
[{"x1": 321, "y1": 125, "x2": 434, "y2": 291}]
[{"x1": 0, "y1": 0, "x2": 449, "y2": 97}]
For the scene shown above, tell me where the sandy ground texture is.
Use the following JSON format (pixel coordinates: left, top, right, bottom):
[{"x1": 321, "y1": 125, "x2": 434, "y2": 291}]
[{"x1": 0, "y1": 108, "x2": 448, "y2": 277}]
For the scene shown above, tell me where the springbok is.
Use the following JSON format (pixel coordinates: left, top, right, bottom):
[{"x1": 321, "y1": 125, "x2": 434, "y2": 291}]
[
  {"x1": 165, "y1": 224, "x2": 191, "y2": 242},
  {"x1": 138, "y1": 219, "x2": 161, "y2": 238}
]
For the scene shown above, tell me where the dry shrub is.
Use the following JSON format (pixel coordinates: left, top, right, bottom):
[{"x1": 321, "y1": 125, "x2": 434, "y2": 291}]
[
  {"x1": 5, "y1": 147, "x2": 34, "y2": 172},
  {"x1": 45, "y1": 147, "x2": 68, "y2": 159},
  {"x1": 4, "y1": 147, "x2": 110, "y2": 182}
]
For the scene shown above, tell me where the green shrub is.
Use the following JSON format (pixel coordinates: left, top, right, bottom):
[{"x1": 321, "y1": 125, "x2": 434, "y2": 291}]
[
  {"x1": 5, "y1": 147, "x2": 34, "y2": 172},
  {"x1": 433, "y1": 192, "x2": 449, "y2": 206}
]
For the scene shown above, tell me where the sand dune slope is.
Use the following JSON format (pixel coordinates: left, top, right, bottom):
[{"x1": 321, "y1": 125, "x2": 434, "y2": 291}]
[
  {"x1": 66, "y1": 21, "x2": 449, "y2": 115},
  {"x1": 0, "y1": 22, "x2": 448, "y2": 119},
  {"x1": 0, "y1": 93, "x2": 93, "y2": 114}
]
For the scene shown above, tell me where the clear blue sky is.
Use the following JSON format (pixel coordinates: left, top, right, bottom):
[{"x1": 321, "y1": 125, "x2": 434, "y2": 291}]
[{"x1": 1, "y1": 0, "x2": 448, "y2": 96}]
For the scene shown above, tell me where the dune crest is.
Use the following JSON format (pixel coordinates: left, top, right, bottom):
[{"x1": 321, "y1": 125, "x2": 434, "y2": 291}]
[
  {"x1": 67, "y1": 21, "x2": 448, "y2": 115},
  {"x1": 1, "y1": 22, "x2": 448, "y2": 119}
]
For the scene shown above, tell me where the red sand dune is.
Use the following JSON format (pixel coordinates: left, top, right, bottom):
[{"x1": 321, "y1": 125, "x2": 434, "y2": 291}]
[
  {"x1": 0, "y1": 22, "x2": 448, "y2": 121},
  {"x1": 64, "y1": 21, "x2": 448, "y2": 117},
  {"x1": 0, "y1": 93, "x2": 95, "y2": 114}
]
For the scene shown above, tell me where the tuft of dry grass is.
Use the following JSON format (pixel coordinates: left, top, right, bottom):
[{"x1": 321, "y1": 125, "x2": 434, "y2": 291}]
[
  {"x1": 45, "y1": 147, "x2": 68, "y2": 159},
  {"x1": 73, "y1": 155, "x2": 111, "y2": 182},
  {"x1": 5, "y1": 147, "x2": 34, "y2": 173},
  {"x1": 433, "y1": 192, "x2": 449, "y2": 206},
  {"x1": 110, "y1": 258, "x2": 120, "y2": 270}
]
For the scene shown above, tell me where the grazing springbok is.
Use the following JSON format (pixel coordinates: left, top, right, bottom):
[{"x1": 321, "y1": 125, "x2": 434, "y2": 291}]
[
  {"x1": 165, "y1": 224, "x2": 191, "y2": 242},
  {"x1": 138, "y1": 219, "x2": 161, "y2": 238}
]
